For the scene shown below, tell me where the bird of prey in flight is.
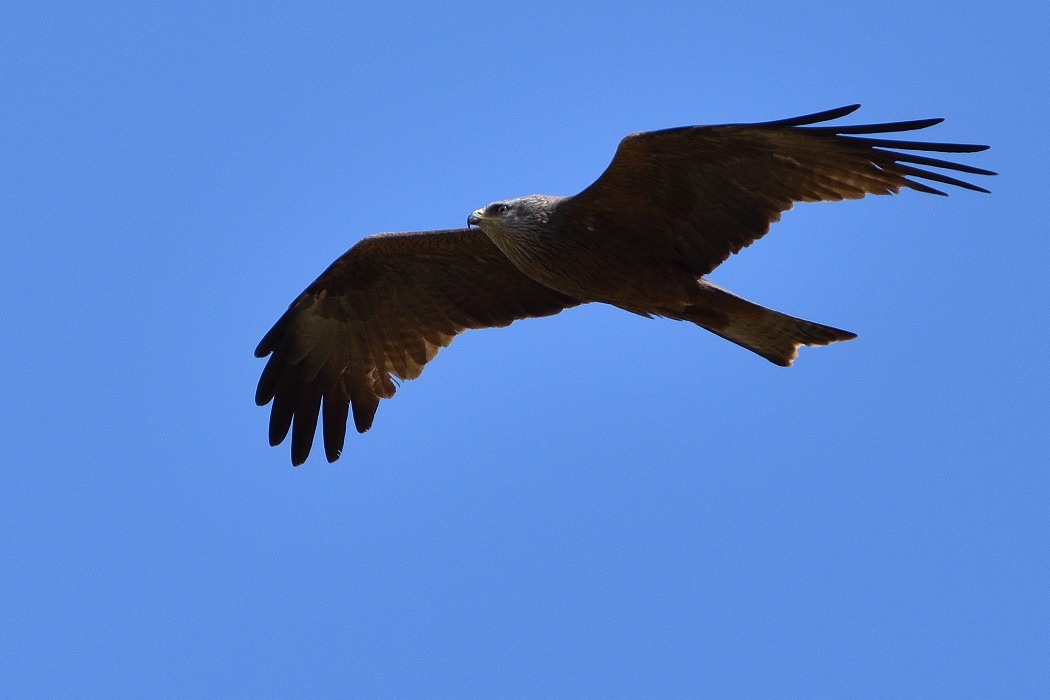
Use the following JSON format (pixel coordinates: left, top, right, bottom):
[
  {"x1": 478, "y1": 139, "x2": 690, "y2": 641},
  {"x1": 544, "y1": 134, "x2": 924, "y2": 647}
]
[{"x1": 255, "y1": 105, "x2": 992, "y2": 465}]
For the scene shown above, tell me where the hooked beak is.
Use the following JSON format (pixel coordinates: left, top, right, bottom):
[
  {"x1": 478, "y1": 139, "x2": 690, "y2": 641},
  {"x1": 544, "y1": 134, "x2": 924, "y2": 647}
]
[{"x1": 467, "y1": 209, "x2": 485, "y2": 227}]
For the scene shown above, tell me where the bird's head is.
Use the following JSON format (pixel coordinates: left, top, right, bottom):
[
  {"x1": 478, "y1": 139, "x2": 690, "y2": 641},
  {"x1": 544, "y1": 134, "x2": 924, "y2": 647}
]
[{"x1": 467, "y1": 195, "x2": 563, "y2": 233}]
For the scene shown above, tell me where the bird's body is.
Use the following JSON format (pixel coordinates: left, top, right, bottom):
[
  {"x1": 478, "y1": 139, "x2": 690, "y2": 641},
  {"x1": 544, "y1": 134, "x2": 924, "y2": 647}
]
[
  {"x1": 472, "y1": 195, "x2": 664, "y2": 305},
  {"x1": 256, "y1": 105, "x2": 993, "y2": 465}
]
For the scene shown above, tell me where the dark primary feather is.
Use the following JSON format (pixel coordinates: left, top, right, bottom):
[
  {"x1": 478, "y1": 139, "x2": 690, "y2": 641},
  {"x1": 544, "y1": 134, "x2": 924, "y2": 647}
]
[{"x1": 255, "y1": 229, "x2": 579, "y2": 465}]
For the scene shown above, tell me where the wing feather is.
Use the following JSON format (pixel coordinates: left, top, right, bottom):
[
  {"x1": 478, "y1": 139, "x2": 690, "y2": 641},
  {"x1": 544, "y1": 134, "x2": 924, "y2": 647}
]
[
  {"x1": 255, "y1": 228, "x2": 580, "y2": 465},
  {"x1": 563, "y1": 106, "x2": 994, "y2": 276}
]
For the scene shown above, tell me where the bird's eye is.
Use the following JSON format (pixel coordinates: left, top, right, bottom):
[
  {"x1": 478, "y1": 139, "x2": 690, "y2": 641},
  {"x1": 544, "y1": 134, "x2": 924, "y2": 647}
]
[{"x1": 491, "y1": 203, "x2": 510, "y2": 215}]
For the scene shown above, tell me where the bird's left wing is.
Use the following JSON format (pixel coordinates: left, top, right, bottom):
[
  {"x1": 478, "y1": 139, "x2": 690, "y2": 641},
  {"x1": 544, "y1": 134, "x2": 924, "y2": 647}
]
[
  {"x1": 560, "y1": 105, "x2": 994, "y2": 277},
  {"x1": 255, "y1": 228, "x2": 580, "y2": 465}
]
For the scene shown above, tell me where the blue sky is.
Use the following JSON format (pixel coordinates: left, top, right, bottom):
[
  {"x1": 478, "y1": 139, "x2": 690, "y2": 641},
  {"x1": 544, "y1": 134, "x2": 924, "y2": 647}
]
[{"x1": 3, "y1": 1, "x2": 1048, "y2": 697}]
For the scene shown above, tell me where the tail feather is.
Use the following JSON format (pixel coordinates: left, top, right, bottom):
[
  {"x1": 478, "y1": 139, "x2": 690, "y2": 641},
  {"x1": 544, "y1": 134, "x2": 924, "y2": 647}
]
[{"x1": 682, "y1": 281, "x2": 857, "y2": 366}]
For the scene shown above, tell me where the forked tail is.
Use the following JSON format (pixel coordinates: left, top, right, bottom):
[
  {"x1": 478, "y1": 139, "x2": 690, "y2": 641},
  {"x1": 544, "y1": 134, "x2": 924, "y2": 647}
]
[{"x1": 681, "y1": 281, "x2": 857, "y2": 366}]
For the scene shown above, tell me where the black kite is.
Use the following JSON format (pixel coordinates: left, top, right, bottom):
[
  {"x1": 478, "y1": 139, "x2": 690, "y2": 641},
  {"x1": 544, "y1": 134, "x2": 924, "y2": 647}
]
[{"x1": 255, "y1": 105, "x2": 992, "y2": 465}]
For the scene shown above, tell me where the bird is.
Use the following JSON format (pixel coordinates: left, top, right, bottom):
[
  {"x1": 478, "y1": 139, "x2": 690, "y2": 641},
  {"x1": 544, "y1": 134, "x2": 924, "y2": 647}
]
[{"x1": 255, "y1": 104, "x2": 993, "y2": 465}]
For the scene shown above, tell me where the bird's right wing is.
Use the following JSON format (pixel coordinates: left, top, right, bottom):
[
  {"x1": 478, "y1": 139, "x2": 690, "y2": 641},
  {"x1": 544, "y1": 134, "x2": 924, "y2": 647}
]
[{"x1": 255, "y1": 228, "x2": 581, "y2": 465}]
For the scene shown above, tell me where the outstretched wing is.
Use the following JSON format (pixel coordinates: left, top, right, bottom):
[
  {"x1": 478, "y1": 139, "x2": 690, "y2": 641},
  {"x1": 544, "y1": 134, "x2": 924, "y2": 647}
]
[
  {"x1": 255, "y1": 228, "x2": 580, "y2": 465},
  {"x1": 561, "y1": 105, "x2": 994, "y2": 276}
]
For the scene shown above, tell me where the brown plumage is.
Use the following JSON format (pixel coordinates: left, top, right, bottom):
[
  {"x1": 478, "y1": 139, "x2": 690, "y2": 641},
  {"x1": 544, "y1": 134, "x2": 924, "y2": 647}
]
[{"x1": 256, "y1": 105, "x2": 993, "y2": 465}]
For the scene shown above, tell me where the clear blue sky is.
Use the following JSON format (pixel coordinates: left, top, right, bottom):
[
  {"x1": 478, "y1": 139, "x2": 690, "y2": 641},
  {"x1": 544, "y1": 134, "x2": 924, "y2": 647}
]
[{"x1": 3, "y1": 1, "x2": 1047, "y2": 697}]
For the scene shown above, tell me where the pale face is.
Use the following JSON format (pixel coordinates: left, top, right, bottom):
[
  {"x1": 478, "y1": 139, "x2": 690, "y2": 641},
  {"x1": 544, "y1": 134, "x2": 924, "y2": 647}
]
[{"x1": 467, "y1": 195, "x2": 561, "y2": 232}]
